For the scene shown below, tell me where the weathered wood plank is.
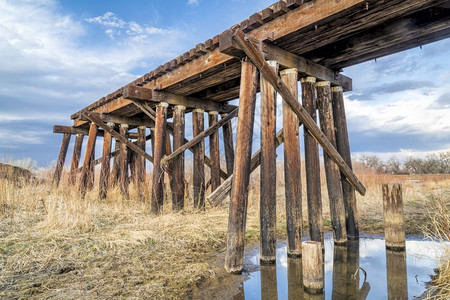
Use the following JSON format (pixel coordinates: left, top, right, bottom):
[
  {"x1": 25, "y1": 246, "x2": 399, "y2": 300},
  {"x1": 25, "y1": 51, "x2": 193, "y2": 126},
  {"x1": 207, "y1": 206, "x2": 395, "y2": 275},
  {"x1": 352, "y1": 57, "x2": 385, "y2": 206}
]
[
  {"x1": 99, "y1": 124, "x2": 113, "y2": 199},
  {"x1": 383, "y1": 183, "x2": 406, "y2": 250},
  {"x1": 225, "y1": 59, "x2": 258, "y2": 274},
  {"x1": 192, "y1": 109, "x2": 206, "y2": 210},
  {"x1": 119, "y1": 124, "x2": 129, "y2": 199},
  {"x1": 172, "y1": 106, "x2": 185, "y2": 211}
]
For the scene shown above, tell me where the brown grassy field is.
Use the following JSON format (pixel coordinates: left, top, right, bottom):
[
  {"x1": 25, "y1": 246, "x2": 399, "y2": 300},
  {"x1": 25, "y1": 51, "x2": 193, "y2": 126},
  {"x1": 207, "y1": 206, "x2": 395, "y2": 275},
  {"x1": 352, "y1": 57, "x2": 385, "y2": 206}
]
[{"x1": 0, "y1": 166, "x2": 449, "y2": 299}]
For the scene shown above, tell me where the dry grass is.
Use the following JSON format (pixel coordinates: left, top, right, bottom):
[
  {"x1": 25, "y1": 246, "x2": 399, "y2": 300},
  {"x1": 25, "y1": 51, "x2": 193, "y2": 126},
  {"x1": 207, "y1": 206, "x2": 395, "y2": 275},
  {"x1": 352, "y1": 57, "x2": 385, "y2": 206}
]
[{"x1": 0, "y1": 167, "x2": 449, "y2": 298}]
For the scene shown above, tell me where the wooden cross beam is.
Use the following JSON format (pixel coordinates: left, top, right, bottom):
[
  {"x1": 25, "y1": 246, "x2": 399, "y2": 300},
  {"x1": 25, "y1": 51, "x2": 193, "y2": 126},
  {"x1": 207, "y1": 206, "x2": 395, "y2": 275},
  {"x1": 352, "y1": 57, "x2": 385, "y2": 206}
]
[
  {"x1": 160, "y1": 108, "x2": 238, "y2": 166},
  {"x1": 123, "y1": 86, "x2": 236, "y2": 113},
  {"x1": 53, "y1": 125, "x2": 104, "y2": 136},
  {"x1": 77, "y1": 114, "x2": 155, "y2": 128},
  {"x1": 224, "y1": 28, "x2": 366, "y2": 196},
  {"x1": 208, "y1": 129, "x2": 284, "y2": 206},
  {"x1": 130, "y1": 98, "x2": 229, "y2": 180},
  {"x1": 83, "y1": 112, "x2": 154, "y2": 164}
]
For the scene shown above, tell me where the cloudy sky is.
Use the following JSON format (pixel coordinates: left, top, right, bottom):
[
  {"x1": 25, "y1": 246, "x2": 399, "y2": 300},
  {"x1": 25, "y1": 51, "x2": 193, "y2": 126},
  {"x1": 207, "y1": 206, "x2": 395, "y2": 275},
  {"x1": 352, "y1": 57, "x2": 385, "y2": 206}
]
[{"x1": 0, "y1": 0, "x2": 449, "y2": 167}]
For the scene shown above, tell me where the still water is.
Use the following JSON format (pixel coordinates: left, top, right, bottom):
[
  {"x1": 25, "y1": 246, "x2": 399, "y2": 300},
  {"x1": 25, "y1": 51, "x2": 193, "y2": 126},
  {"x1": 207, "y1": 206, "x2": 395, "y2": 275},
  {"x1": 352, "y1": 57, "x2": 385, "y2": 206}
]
[{"x1": 235, "y1": 237, "x2": 445, "y2": 299}]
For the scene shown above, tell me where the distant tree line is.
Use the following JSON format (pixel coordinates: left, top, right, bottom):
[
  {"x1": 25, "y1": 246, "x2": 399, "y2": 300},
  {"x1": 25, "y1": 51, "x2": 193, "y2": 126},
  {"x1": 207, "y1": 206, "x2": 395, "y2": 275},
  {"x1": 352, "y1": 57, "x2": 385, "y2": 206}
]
[{"x1": 356, "y1": 151, "x2": 450, "y2": 174}]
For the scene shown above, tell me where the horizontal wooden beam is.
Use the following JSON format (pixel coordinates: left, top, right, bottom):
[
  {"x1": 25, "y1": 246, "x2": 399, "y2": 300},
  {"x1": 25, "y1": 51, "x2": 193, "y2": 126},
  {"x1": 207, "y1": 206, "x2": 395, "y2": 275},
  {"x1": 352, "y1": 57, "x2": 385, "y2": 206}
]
[
  {"x1": 53, "y1": 125, "x2": 104, "y2": 136},
  {"x1": 231, "y1": 28, "x2": 366, "y2": 196},
  {"x1": 123, "y1": 86, "x2": 235, "y2": 113}
]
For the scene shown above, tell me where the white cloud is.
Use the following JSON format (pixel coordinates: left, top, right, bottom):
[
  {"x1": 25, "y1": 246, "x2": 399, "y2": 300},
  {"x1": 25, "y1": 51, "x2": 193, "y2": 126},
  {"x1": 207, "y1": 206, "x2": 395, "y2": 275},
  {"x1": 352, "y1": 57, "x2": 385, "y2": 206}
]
[{"x1": 188, "y1": 0, "x2": 200, "y2": 6}]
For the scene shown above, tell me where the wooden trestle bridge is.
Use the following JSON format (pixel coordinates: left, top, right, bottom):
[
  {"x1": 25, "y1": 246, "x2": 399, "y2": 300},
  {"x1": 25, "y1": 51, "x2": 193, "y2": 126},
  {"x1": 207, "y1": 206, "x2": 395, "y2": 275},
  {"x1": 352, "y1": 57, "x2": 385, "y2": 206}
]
[{"x1": 52, "y1": 0, "x2": 450, "y2": 273}]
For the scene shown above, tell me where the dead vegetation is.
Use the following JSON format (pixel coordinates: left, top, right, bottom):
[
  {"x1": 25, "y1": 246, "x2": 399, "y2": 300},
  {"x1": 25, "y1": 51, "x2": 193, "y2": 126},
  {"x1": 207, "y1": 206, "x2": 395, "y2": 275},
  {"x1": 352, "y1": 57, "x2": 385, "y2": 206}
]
[{"x1": 0, "y1": 167, "x2": 449, "y2": 299}]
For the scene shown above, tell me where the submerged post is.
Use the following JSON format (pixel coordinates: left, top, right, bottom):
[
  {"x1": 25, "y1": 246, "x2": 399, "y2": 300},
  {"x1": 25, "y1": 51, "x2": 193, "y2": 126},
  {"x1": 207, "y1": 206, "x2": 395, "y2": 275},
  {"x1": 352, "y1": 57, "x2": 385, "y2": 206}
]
[
  {"x1": 302, "y1": 241, "x2": 324, "y2": 294},
  {"x1": 225, "y1": 59, "x2": 258, "y2": 274},
  {"x1": 317, "y1": 81, "x2": 347, "y2": 245},
  {"x1": 53, "y1": 133, "x2": 71, "y2": 187},
  {"x1": 281, "y1": 68, "x2": 303, "y2": 258},
  {"x1": 301, "y1": 77, "x2": 324, "y2": 245},
  {"x1": 260, "y1": 60, "x2": 278, "y2": 264},
  {"x1": 172, "y1": 105, "x2": 186, "y2": 211},
  {"x1": 332, "y1": 86, "x2": 359, "y2": 239},
  {"x1": 99, "y1": 123, "x2": 113, "y2": 199},
  {"x1": 382, "y1": 183, "x2": 406, "y2": 250},
  {"x1": 192, "y1": 109, "x2": 205, "y2": 210},
  {"x1": 69, "y1": 134, "x2": 84, "y2": 185},
  {"x1": 151, "y1": 102, "x2": 168, "y2": 214}
]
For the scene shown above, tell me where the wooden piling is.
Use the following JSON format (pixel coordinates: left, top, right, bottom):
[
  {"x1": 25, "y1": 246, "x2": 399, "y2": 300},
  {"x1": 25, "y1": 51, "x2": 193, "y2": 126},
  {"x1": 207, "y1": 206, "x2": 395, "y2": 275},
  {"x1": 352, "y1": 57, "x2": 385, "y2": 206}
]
[
  {"x1": 225, "y1": 59, "x2": 258, "y2": 274},
  {"x1": 151, "y1": 103, "x2": 168, "y2": 214},
  {"x1": 192, "y1": 109, "x2": 205, "y2": 210},
  {"x1": 172, "y1": 105, "x2": 186, "y2": 211},
  {"x1": 69, "y1": 134, "x2": 84, "y2": 185},
  {"x1": 281, "y1": 68, "x2": 303, "y2": 257},
  {"x1": 221, "y1": 113, "x2": 234, "y2": 177},
  {"x1": 382, "y1": 183, "x2": 406, "y2": 250},
  {"x1": 79, "y1": 123, "x2": 98, "y2": 197},
  {"x1": 53, "y1": 133, "x2": 71, "y2": 187},
  {"x1": 137, "y1": 126, "x2": 146, "y2": 182},
  {"x1": 208, "y1": 111, "x2": 221, "y2": 191},
  {"x1": 302, "y1": 241, "x2": 324, "y2": 294},
  {"x1": 260, "y1": 60, "x2": 278, "y2": 264},
  {"x1": 301, "y1": 77, "x2": 324, "y2": 244},
  {"x1": 386, "y1": 250, "x2": 408, "y2": 300},
  {"x1": 99, "y1": 123, "x2": 113, "y2": 199},
  {"x1": 87, "y1": 144, "x2": 95, "y2": 190},
  {"x1": 317, "y1": 81, "x2": 347, "y2": 245},
  {"x1": 332, "y1": 86, "x2": 359, "y2": 239},
  {"x1": 110, "y1": 139, "x2": 120, "y2": 186},
  {"x1": 150, "y1": 127, "x2": 156, "y2": 157},
  {"x1": 119, "y1": 124, "x2": 129, "y2": 198}
]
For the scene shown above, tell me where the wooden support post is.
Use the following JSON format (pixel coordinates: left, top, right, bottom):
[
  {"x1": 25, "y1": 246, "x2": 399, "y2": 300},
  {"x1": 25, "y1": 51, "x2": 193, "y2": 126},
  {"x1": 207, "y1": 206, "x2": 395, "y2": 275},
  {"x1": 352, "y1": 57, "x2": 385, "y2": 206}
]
[
  {"x1": 317, "y1": 81, "x2": 347, "y2": 245},
  {"x1": 332, "y1": 86, "x2": 359, "y2": 239},
  {"x1": 69, "y1": 134, "x2": 84, "y2": 185},
  {"x1": 225, "y1": 59, "x2": 258, "y2": 274},
  {"x1": 78, "y1": 123, "x2": 98, "y2": 198},
  {"x1": 281, "y1": 68, "x2": 303, "y2": 257},
  {"x1": 221, "y1": 113, "x2": 234, "y2": 176},
  {"x1": 110, "y1": 139, "x2": 120, "y2": 186},
  {"x1": 53, "y1": 133, "x2": 71, "y2": 187},
  {"x1": 150, "y1": 127, "x2": 156, "y2": 157},
  {"x1": 99, "y1": 123, "x2": 113, "y2": 199},
  {"x1": 260, "y1": 60, "x2": 278, "y2": 264},
  {"x1": 386, "y1": 250, "x2": 408, "y2": 300},
  {"x1": 302, "y1": 241, "x2": 324, "y2": 294},
  {"x1": 151, "y1": 103, "x2": 168, "y2": 214},
  {"x1": 208, "y1": 111, "x2": 221, "y2": 191},
  {"x1": 260, "y1": 264, "x2": 278, "y2": 300},
  {"x1": 192, "y1": 109, "x2": 206, "y2": 210},
  {"x1": 382, "y1": 183, "x2": 406, "y2": 250},
  {"x1": 136, "y1": 126, "x2": 146, "y2": 201},
  {"x1": 119, "y1": 124, "x2": 129, "y2": 198},
  {"x1": 301, "y1": 77, "x2": 324, "y2": 244},
  {"x1": 172, "y1": 105, "x2": 186, "y2": 211}
]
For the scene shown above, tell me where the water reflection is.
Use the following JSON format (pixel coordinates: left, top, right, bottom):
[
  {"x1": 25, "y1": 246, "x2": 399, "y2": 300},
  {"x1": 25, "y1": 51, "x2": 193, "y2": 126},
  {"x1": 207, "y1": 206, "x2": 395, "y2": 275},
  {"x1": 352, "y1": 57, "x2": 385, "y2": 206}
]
[{"x1": 234, "y1": 238, "x2": 443, "y2": 299}]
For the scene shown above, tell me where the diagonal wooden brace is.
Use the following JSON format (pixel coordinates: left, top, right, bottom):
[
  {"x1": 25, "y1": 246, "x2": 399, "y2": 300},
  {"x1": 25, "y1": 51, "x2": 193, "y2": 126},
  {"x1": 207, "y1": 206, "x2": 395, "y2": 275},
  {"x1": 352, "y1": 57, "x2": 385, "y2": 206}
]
[
  {"x1": 129, "y1": 98, "x2": 229, "y2": 180},
  {"x1": 230, "y1": 28, "x2": 366, "y2": 196},
  {"x1": 161, "y1": 108, "x2": 238, "y2": 166},
  {"x1": 83, "y1": 112, "x2": 155, "y2": 165}
]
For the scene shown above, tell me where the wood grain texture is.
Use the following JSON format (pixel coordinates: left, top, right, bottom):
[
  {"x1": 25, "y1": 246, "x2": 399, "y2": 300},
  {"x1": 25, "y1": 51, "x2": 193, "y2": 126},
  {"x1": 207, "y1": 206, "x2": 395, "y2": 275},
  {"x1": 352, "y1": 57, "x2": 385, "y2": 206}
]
[
  {"x1": 192, "y1": 109, "x2": 205, "y2": 210},
  {"x1": 99, "y1": 128, "x2": 112, "y2": 199},
  {"x1": 382, "y1": 183, "x2": 406, "y2": 250},
  {"x1": 172, "y1": 106, "x2": 185, "y2": 211},
  {"x1": 208, "y1": 111, "x2": 221, "y2": 192},
  {"x1": 78, "y1": 123, "x2": 98, "y2": 198},
  {"x1": 53, "y1": 133, "x2": 71, "y2": 187},
  {"x1": 69, "y1": 134, "x2": 84, "y2": 185}
]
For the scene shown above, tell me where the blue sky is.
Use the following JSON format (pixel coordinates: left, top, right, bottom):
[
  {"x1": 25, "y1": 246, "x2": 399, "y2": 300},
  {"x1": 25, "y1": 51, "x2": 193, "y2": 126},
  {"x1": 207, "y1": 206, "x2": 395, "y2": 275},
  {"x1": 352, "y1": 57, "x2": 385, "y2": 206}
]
[{"x1": 0, "y1": 0, "x2": 449, "y2": 167}]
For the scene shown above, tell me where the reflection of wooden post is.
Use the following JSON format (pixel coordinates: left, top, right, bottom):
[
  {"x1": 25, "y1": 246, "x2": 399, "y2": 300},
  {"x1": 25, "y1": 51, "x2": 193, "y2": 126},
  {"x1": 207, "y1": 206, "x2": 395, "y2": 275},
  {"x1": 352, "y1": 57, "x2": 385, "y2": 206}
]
[
  {"x1": 225, "y1": 59, "x2": 258, "y2": 274},
  {"x1": 302, "y1": 241, "x2": 324, "y2": 294},
  {"x1": 119, "y1": 124, "x2": 129, "y2": 198},
  {"x1": 281, "y1": 68, "x2": 303, "y2": 258},
  {"x1": 208, "y1": 111, "x2": 221, "y2": 191},
  {"x1": 382, "y1": 183, "x2": 405, "y2": 250},
  {"x1": 192, "y1": 109, "x2": 205, "y2": 210},
  {"x1": 53, "y1": 133, "x2": 71, "y2": 187},
  {"x1": 69, "y1": 134, "x2": 84, "y2": 185},
  {"x1": 317, "y1": 81, "x2": 347, "y2": 245},
  {"x1": 332, "y1": 86, "x2": 359, "y2": 239},
  {"x1": 386, "y1": 250, "x2": 408, "y2": 300},
  {"x1": 172, "y1": 105, "x2": 185, "y2": 211},
  {"x1": 332, "y1": 245, "x2": 348, "y2": 299},
  {"x1": 99, "y1": 123, "x2": 113, "y2": 199},
  {"x1": 151, "y1": 103, "x2": 168, "y2": 214},
  {"x1": 288, "y1": 258, "x2": 303, "y2": 300},
  {"x1": 221, "y1": 113, "x2": 234, "y2": 177},
  {"x1": 260, "y1": 264, "x2": 278, "y2": 300},
  {"x1": 79, "y1": 123, "x2": 98, "y2": 197},
  {"x1": 301, "y1": 77, "x2": 323, "y2": 244},
  {"x1": 347, "y1": 240, "x2": 361, "y2": 298},
  {"x1": 260, "y1": 60, "x2": 278, "y2": 264}
]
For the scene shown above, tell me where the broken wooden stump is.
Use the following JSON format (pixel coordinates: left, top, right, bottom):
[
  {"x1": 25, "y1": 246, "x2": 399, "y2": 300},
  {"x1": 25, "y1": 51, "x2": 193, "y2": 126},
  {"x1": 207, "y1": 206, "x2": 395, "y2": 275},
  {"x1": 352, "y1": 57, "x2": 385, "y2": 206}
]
[{"x1": 382, "y1": 183, "x2": 406, "y2": 250}]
